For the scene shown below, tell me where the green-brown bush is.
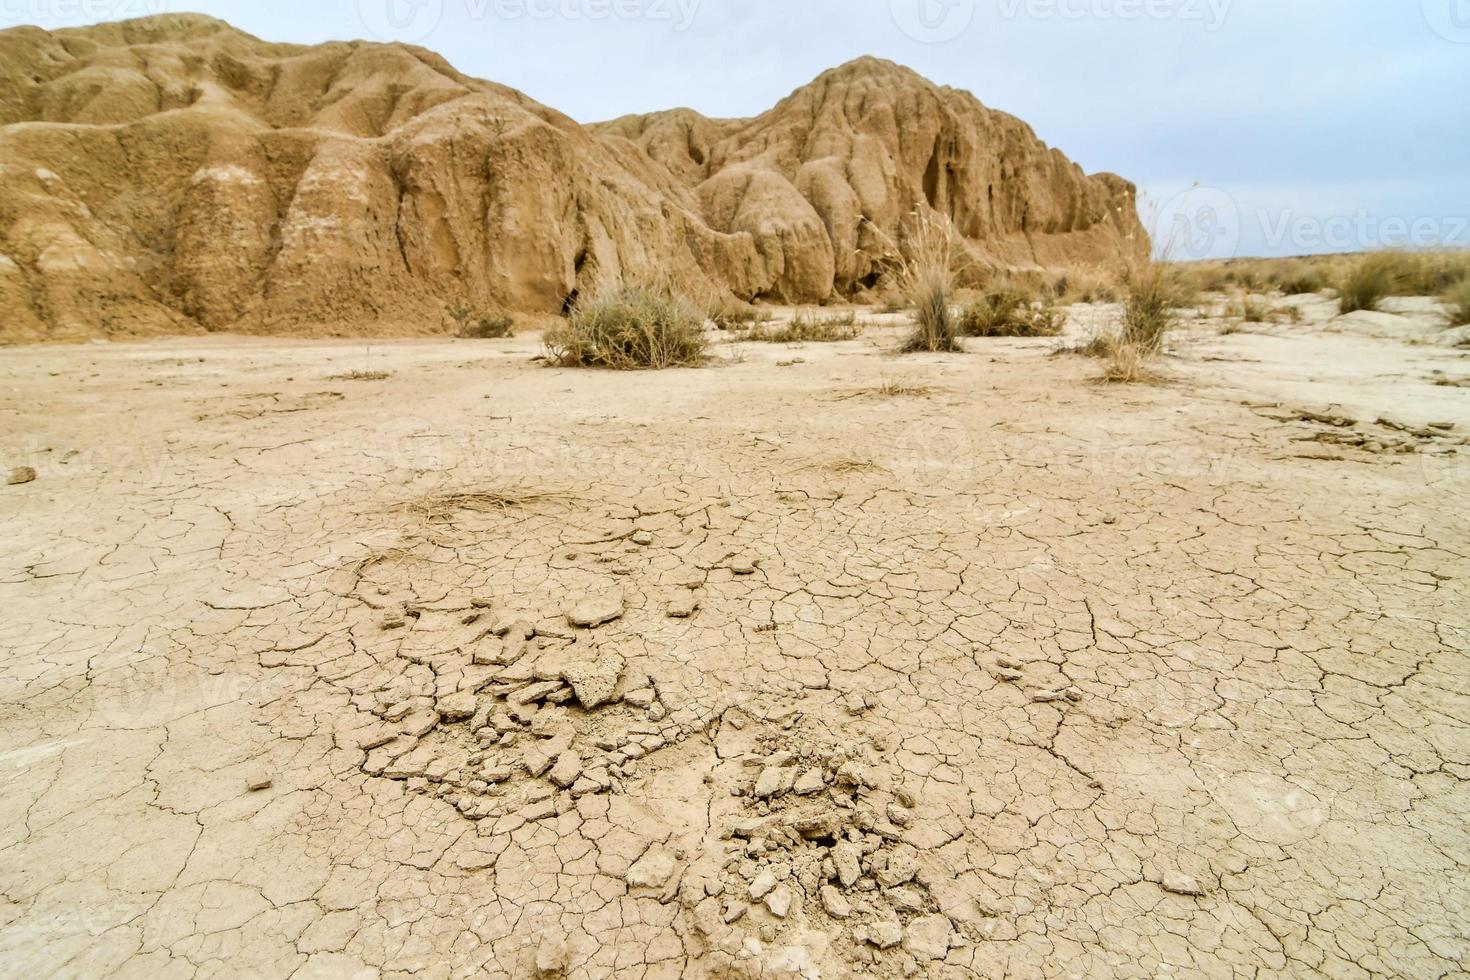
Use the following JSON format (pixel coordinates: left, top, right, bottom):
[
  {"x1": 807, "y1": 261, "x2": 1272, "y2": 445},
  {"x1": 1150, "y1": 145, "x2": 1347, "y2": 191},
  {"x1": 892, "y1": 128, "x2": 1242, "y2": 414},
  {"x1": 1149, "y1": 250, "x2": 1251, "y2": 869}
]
[
  {"x1": 544, "y1": 283, "x2": 708, "y2": 369},
  {"x1": 959, "y1": 287, "x2": 1065, "y2": 337}
]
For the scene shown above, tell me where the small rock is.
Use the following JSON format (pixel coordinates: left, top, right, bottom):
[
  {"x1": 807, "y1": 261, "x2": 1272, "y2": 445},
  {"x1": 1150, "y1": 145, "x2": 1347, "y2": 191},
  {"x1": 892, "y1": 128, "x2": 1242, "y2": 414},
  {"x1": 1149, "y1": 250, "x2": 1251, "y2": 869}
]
[
  {"x1": 6, "y1": 467, "x2": 36, "y2": 486},
  {"x1": 482, "y1": 764, "x2": 513, "y2": 784},
  {"x1": 548, "y1": 751, "x2": 583, "y2": 789},
  {"x1": 437, "y1": 692, "x2": 477, "y2": 722},
  {"x1": 625, "y1": 688, "x2": 655, "y2": 709},
  {"x1": 793, "y1": 769, "x2": 825, "y2": 795},
  {"x1": 820, "y1": 885, "x2": 851, "y2": 919},
  {"x1": 749, "y1": 869, "x2": 778, "y2": 900},
  {"x1": 666, "y1": 592, "x2": 700, "y2": 619},
  {"x1": 1031, "y1": 690, "x2": 1065, "y2": 704},
  {"x1": 632, "y1": 531, "x2": 655, "y2": 546},
  {"x1": 245, "y1": 768, "x2": 273, "y2": 792},
  {"x1": 764, "y1": 883, "x2": 793, "y2": 918},
  {"x1": 866, "y1": 916, "x2": 903, "y2": 950},
  {"x1": 1163, "y1": 871, "x2": 1206, "y2": 897},
  {"x1": 522, "y1": 744, "x2": 555, "y2": 778},
  {"x1": 729, "y1": 557, "x2": 757, "y2": 576},
  {"x1": 753, "y1": 767, "x2": 784, "y2": 799},
  {"x1": 722, "y1": 901, "x2": 747, "y2": 924},
  {"x1": 993, "y1": 668, "x2": 1023, "y2": 683},
  {"x1": 566, "y1": 593, "x2": 624, "y2": 629},
  {"x1": 561, "y1": 650, "x2": 626, "y2": 709}
]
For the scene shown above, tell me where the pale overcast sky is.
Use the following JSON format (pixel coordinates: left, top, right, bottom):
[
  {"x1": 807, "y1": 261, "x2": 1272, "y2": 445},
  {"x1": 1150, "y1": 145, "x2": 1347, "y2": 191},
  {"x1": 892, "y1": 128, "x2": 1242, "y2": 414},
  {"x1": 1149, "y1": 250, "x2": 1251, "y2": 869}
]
[{"x1": 6, "y1": 0, "x2": 1469, "y2": 258}]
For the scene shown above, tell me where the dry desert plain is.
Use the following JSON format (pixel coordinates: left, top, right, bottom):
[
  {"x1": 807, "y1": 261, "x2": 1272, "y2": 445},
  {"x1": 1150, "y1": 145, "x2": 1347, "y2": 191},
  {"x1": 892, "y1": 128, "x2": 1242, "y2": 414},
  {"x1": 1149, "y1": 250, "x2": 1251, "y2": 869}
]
[{"x1": 1, "y1": 295, "x2": 1468, "y2": 978}]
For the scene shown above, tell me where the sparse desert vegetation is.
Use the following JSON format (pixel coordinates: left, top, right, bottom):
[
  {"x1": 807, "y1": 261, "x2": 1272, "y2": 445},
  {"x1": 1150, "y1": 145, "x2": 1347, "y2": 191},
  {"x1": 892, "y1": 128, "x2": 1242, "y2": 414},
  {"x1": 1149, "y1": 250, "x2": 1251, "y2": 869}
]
[
  {"x1": 5, "y1": 10, "x2": 1469, "y2": 980},
  {"x1": 1442, "y1": 277, "x2": 1470, "y2": 326},
  {"x1": 448, "y1": 303, "x2": 516, "y2": 339},
  {"x1": 891, "y1": 211, "x2": 963, "y2": 353},
  {"x1": 736, "y1": 311, "x2": 864, "y2": 343},
  {"x1": 543, "y1": 282, "x2": 708, "y2": 369},
  {"x1": 959, "y1": 284, "x2": 1066, "y2": 337}
]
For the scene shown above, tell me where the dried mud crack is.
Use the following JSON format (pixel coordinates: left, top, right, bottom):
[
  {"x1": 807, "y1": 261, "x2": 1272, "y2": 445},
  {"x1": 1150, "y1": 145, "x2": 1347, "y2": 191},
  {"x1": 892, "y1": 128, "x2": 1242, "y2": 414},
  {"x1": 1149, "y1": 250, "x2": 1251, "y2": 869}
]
[{"x1": 1, "y1": 330, "x2": 1466, "y2": 978}]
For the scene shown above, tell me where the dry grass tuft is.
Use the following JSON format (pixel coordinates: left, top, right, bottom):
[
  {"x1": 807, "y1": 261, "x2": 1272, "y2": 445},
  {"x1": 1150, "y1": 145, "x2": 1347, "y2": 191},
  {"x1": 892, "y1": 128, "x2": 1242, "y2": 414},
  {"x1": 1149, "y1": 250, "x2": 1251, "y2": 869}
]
[
  {"x1": 822, "y1": 457, "x2": 888, "y2": 474},
  {"x1": 888, "y1": 210, "x2": 963, "y2": 353},
  {"x1": 545, "y1": 282, "x2": 708, "y2": 369},
  {"x1": 738, "y1": 311, "x2": 864, "y2": 343},
  {"x1": 711, "y1": 304, "x2": 773, "y2": 331},
  {"x1": 1338, "y1": 252, "x2": 1411, "y2": 314},
  {"x1": 406, "y1": 489, "x2": 568, "y2": 522},
  {"x1": 328, "y1": 370, "x2": 391, "y2": 381},
  {"x1": 959, "y1": 283, "x2": 1066, "y2": 337},
  {"x1": 1442, "y1": 277, "x2": 1470, "y2": 327},
  {"x1": 448, "y1": 303, "x2": 515, "y2": 339},
  {"x1": 872, "y1": 379, "x2": 934, "y2": 398}
]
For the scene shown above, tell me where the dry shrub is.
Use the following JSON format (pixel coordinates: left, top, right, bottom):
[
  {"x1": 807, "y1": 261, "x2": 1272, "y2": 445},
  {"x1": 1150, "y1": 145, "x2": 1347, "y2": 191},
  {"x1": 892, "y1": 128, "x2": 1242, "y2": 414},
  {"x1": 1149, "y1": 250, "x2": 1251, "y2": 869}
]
[
  {"x1": 1054, "y1": 267, "x2": 1123, "y2": 304},
  {"x1": 711, "y1": 303, "x2": 773, "y2": 331},
  {"x1": 448, "y1": 302, "x2": 515, "y2": 338},
  {"x1": 960, "y1": 284, "x2": 1066, "y2": 337},
  {"x1": 1230, "y1": 294, "x2": 1271, "y2": 323},
  {"x1": 1337, "y1": 252, "x2": 1411, "y2": 314},
  {"x1": 888, "y1": 210, "x2": 962, "y2": 353},
  {"x1": 1443, "y1": 277, "x2": 1470, "y2": 327},
  {"x1": 328, "y1": 370, "x2": 391, "y2": 381},
  {"x1": 545, "y1": 282, "x2": 708, "y2": 369},
  {"x1": 740, "y1": 311, "x2": 863, "y2": 343},
  {"x1": 1120, "y1": 260, "x2": 1179, "y2": 354}
]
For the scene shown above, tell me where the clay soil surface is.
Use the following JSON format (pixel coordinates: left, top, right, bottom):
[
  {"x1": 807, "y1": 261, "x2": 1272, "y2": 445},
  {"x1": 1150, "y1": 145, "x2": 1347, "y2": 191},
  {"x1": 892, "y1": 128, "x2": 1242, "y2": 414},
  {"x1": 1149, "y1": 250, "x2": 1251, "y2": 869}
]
[{"x1": 2, "y1": 304, "x2": 1468, "y2": 978}]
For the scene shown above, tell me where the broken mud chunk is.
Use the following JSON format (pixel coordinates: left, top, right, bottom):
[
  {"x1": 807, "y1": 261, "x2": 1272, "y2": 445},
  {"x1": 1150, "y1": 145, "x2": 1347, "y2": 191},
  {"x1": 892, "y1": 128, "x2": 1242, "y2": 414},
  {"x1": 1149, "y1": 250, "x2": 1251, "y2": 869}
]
[
  {"x1": 437, "y1": 692, "x2": 477, "y2": 722},
  {"x1": 666, "y1": 592, "x2": 700, "y2": 619},
  {"x1": 820, "y1": 885, "x2": 851, "y2": 919},
  {"x1": 6, "y1": 467, "x2": 36, "y2": 486},
  {"x1": 566, "y1": 593, "x2": 624, "y2": 628},
  {"x1": 561, "y1": 650, "x2": 626, "y2": 709},
  {"x1": 245, "y1": 768, "x2": 273, "y2": 792}
]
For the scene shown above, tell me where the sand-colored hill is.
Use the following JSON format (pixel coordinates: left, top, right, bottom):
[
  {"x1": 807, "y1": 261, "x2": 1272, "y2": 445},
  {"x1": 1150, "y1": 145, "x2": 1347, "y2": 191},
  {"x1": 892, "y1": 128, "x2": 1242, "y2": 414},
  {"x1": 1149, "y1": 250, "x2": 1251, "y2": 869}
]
[{"x1": 0, "y1": 15, "x2": 1145, "y2": 341}]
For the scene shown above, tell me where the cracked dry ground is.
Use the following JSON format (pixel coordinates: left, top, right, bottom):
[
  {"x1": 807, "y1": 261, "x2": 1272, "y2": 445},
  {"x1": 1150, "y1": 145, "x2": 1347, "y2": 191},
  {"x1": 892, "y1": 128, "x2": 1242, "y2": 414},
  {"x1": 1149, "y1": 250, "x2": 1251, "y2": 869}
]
[{"x1": 1, "y1": 332, "x2": 1467, "y2": 979}]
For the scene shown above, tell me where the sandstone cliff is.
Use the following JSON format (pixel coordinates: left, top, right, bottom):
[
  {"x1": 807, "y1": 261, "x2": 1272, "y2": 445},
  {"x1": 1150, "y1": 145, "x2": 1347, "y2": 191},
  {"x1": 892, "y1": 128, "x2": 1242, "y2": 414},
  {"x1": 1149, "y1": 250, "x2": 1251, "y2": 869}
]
[{"x1": 0, "y1": 15, "x2": 1146, "y2": 342}]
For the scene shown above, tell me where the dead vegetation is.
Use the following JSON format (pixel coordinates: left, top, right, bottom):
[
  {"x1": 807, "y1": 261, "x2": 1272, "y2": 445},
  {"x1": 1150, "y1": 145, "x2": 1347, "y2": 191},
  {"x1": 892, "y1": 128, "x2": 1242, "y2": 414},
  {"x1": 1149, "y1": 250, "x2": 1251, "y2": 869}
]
[
  {"x1": 959, "y1": 284, "x2": 1066, "y2": 337},
  {"x1": 448, "y1": 303, "x2": 515, "y2": 339},
  {"x1": 888, "y1": 210, "x2": 963, "y2": 353},
  {"x1": 544, "y1": 282, "x2": 708, "y2": 369},
  {"x1": 402, "y1": 488, "x2": 569, "y2": 522},
  {"x1": 1442, "y1": 277, "x2": 1470, "y2": 326},
  {"x1": 736, "y1": 311, "x2": 864, "y2": 343},
  {"x1": 327, "y1": 370, "x2": 392, "y2": 381}
]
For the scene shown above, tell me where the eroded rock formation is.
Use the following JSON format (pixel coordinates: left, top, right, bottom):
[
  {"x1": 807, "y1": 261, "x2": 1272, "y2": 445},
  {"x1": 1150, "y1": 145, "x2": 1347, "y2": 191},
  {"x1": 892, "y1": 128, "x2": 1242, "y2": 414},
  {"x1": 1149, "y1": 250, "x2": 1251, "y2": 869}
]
[{"x1": 0, "y1": 15, "x2": 1145, "y2": 341}]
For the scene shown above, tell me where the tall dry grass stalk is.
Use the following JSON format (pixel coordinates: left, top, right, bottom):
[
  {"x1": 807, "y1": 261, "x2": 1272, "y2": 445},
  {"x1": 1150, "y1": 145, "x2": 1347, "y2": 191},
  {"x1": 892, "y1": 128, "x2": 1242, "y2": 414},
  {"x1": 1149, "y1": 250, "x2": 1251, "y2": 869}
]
[
  {"x1": 1443, "y1": 277, "x2": 1470, "y2": 327},
  {"x1": 877, "y1": 209, "x2": 963, "y2": 353}
]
